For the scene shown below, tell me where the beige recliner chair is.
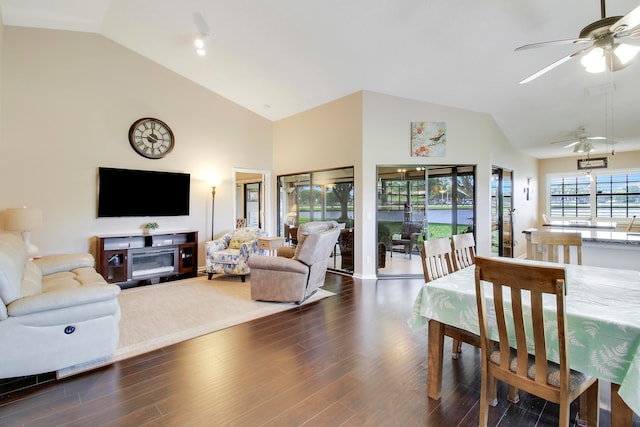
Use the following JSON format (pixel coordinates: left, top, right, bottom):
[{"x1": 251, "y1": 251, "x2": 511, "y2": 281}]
[{"x1": 248, "y1": 221, "x2": 340, "y2": 303}]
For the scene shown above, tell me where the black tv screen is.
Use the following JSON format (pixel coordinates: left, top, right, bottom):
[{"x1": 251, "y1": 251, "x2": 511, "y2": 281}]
[{"x1": 97, "y1": 167, "x2": 190, "y2": 217}]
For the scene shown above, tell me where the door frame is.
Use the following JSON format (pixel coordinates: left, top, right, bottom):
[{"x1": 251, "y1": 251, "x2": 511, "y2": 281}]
[{"x1": 233, "y1": 167, "x2": 271, "y2": 233}]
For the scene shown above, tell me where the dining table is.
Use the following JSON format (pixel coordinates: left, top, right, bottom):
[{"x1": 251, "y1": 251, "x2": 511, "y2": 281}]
[{"x1": 408, "y1": 257, "x2": 640, "y2": 426}]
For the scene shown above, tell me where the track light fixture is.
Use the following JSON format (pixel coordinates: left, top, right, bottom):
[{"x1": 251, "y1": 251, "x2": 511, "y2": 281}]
[{"x1": 194, "y1": 33, "x2": 210, "y2": 56}]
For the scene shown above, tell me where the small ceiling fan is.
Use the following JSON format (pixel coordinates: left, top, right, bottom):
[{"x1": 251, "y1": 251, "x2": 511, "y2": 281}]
[
  {"x1": 550, "y1": 127, "x2": 616, "y2": 152},
  {"x1": 516, "y1": 0, "x2": 640, "y2": 84}
]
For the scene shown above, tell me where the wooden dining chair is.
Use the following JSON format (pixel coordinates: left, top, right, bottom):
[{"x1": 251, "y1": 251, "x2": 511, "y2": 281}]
[
  {"x1": 474, "y1": 256, "x2": 599, "y2": 427},
  {"x1": 451, "y1": 232, "x2": 476, "y2": 270},
  {"x1": 421, "y1": 238, "x2": 480, "y2": 359},
  {"x1": 529, "y1": 230, "x2": 582, "y2": 265},
  {"x1": 421, "y1": 237, "x2": 455, "y2": 282}
]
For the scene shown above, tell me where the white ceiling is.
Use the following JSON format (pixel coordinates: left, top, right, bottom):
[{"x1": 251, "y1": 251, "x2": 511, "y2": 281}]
[{"x1": 1, "y1": 0, "x2": 639, "y2": 159}]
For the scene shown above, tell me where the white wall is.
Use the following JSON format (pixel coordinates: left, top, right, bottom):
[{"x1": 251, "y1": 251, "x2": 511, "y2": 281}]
[
  {"x1": 361, "y1": 91, "x2": 538, "y2": 278},
  {"x1": 273, "y1": 91, "x2": 539, "y2": 278},
  {"x1": 273, "y1": 92, "x2": 363, "y2": 234},
  {"x1": 0, "y1": 27, "x2": 273, "y2": 264}
]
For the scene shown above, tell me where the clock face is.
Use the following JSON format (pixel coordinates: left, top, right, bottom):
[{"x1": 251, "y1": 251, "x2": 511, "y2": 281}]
[{"x1": 128, "y1": 118, "x2": 175, "y2": 159}]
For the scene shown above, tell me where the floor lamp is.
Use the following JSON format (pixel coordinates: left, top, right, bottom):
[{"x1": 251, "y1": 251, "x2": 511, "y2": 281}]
[
  {"x1": 5, "y1": 207, "x2": 43, "y2": 257},
  {"x1": 210, "y1": 184, "x2": 216, "y2": 240}
]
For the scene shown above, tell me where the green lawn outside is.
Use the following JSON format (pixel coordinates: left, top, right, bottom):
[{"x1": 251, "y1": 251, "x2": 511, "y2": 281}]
[{"x1": 379, "y1": 221, "x2": 469, "y2": 247}]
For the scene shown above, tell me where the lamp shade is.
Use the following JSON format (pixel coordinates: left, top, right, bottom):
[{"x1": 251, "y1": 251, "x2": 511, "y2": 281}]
[
  {"x1": 614, "y1": 43, "x2": 640, "y2": 66},
  {"x1": 581, "y1": 47, "x2": 606, "y2": 73},
  {"x1": 5, "y1": 207, "x2": 43, "y2": 232}
]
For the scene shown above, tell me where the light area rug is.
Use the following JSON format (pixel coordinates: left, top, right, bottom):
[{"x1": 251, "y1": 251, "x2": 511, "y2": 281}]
[{"x1": 57, "y1": 275, "x2": 334, "y2": 378}]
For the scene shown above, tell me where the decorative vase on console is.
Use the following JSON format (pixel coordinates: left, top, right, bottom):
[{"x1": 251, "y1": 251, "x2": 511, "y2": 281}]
[{"x1": 144, "y1": 222, "x2": 159, "y2": 235}]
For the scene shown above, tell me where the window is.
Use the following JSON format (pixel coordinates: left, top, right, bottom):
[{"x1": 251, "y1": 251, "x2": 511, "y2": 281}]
[
  {"x1": 549, "y1": 176, "x2": 591, "y2": 217},
  {"x1": 548, "y1": 171, "x2": 640, "y2": 219},
  {"x1": 595, "y1": 173, "x2": 640, "y2": 218}
]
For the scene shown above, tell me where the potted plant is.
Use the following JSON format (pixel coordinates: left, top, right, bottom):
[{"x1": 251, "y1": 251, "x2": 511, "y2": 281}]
[{"x1": 144, "y1": 222, "x2": 159, "y2": 235}]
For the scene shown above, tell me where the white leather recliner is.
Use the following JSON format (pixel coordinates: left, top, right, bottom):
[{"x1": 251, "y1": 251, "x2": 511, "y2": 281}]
[{"x1": 0, "y1": 232, "x2": 121, "y2": 378}]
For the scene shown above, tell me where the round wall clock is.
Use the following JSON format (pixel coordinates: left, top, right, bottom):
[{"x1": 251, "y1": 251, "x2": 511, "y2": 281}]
[{"x1": 128, "y1": 117, "x2": 175, "y2": 159}]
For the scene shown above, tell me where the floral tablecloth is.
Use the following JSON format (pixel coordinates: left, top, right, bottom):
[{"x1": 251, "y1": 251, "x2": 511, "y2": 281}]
[{"x1": 408, "y1": 258, "x2": 640, "y2": 415}]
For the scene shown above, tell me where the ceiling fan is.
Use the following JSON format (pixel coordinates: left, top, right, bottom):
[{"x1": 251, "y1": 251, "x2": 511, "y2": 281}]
[
  {"x1": 550, "y1": 127, "x2": 616, "y2": 153},
  {"x1": 516, "y1": 0, "x2": 640, "y2": 84}
]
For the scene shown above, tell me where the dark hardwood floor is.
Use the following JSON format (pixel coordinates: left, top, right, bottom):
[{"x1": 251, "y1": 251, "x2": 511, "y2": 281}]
[{"x1": 0, "y1": 273, "x2": 638, "y2": 426}]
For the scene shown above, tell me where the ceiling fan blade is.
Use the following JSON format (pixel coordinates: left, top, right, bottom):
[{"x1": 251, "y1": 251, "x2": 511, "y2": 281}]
[
  {"x1": 515, "y1": 37, "x2": 592, "y2": 51},
  {"x1": 617, "y1": 27, "x2": 640, "y2": 45},
  {"x1": 585, "y1": 136, "x2": 606, "y2": 140},
  {"x1": 562, "y1": 141, "x2": 580, "y2": 148},
  {"x1": 616, "y1": 26, "x2": 640, "y2": 37},
  {"x1": 549, "y1": 138, "x2": 577, "y2": 145},
  {"x1": 610, "y1": 4, "x2": 640, "y2": 33},
  {"x1": 519, "y1": 47, "x2": 589, "y2": 84}
]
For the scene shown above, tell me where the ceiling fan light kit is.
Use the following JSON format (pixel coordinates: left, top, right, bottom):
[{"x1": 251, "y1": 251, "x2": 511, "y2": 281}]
[
  {"x1": 573, "y1": 141, "x2": 595, "y2": 153},
  {"x1": 580, "y1": 42, "x2": 640, "y2": 73}
]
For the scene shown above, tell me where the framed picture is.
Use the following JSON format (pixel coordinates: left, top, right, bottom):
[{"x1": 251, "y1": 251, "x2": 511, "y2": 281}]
[
  {"x1": 411, "y1": 121, "x2": 446, "y2": 157},
  {"x1": 577, "y1": 157, "x2": 608, "y2": 170}
]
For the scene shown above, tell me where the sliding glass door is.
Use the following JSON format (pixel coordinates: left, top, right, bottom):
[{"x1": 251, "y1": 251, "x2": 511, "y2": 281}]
[
  {"x1": 377, "y1": 165, "x2": 475, "y2": 277},
  {"x1": 277, "y1": 167, "x2": 354, "y2": 273},
  {"x1": 491, "y1": 167, "x2": 513, "y2": 257}
]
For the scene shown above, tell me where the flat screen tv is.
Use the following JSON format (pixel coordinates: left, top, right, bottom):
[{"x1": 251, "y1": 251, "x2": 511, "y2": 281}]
[{"x1": 97, "y1": 167, "x2": 190, "y2": 217}]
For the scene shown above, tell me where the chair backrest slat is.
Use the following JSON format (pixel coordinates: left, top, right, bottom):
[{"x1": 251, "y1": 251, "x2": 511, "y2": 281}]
[
  {"x1": 531, "y1": 291, "x2": 549, "y2": 384},
  {"x1": 491, "y1": 284, "x2": 512, "y2": 368}
]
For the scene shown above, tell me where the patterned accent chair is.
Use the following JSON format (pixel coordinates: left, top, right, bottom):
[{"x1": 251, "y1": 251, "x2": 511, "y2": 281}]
[{"x1": 205, "y1": 227, "x2": 266, "y2": 282}]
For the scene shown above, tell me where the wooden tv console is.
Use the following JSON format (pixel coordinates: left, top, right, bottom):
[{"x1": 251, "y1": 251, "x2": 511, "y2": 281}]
[{"x1": 96, "y1": 231, "x2": 198, "y2": 288}]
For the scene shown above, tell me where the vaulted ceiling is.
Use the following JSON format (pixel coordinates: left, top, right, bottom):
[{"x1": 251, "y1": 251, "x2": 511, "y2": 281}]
[{"x1": 1, "y1": 0, "x2": 639, "y2": 159}]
